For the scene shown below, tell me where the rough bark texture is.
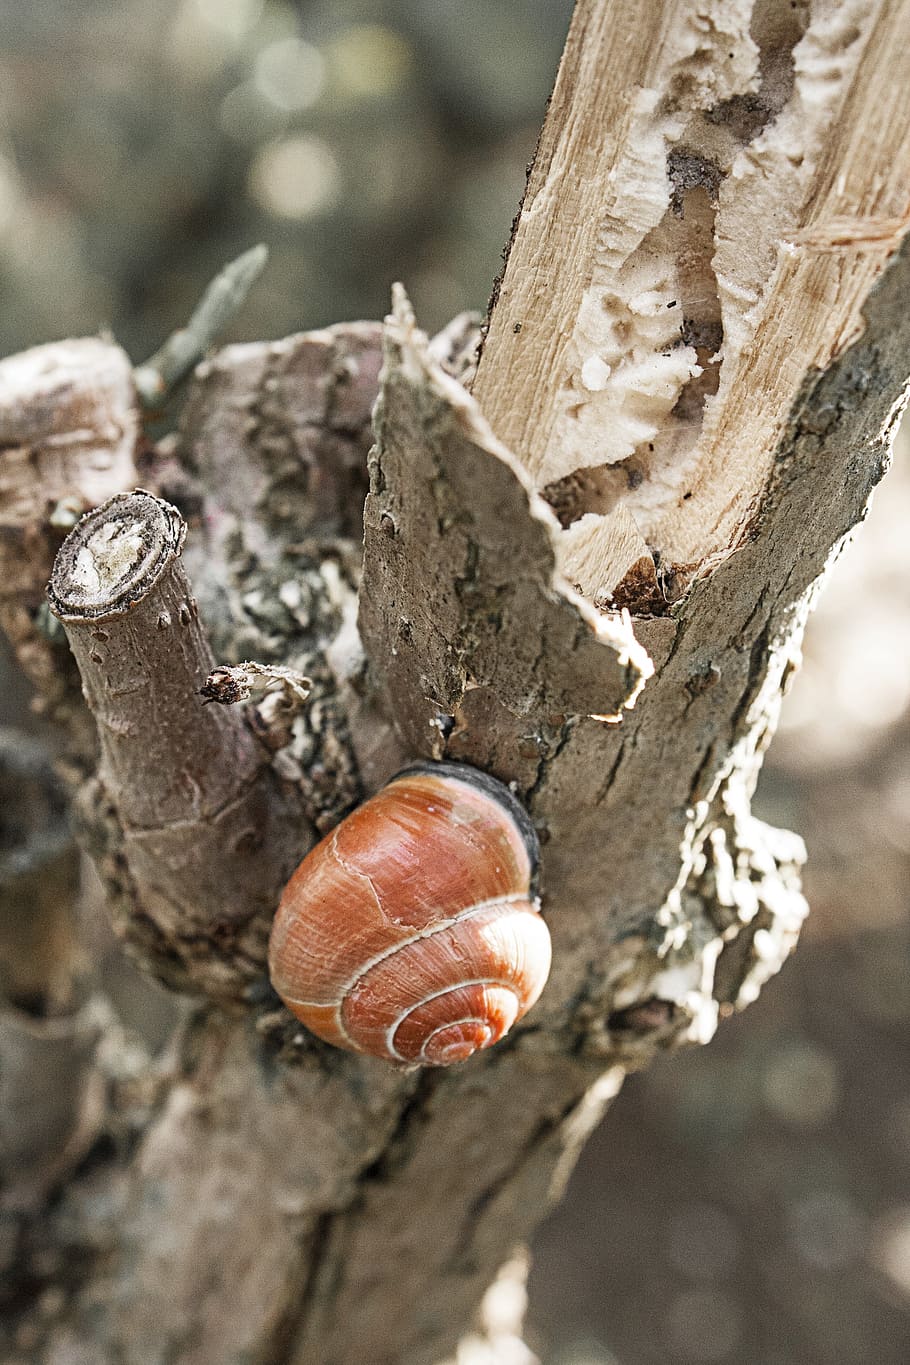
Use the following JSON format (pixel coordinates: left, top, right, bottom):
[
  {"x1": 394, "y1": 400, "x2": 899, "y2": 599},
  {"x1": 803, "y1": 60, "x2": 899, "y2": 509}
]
[
  {"x1": 360, "y1": 289, "x2": 652, "y2": 747},
  {"x1": 0, "y1": 338, "x2": 139, "y2": 762},
  {"x1": 1, "y1": 3, "x2": 910, "y2": 1363},
  {"x1": 47, "y1": 490, "x2": 311, "y2": 1001}
]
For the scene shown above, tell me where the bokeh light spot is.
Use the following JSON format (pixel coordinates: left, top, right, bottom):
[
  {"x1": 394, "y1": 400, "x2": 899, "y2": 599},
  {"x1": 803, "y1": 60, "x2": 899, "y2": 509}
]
[
  {"x1": 194, "y1": 0, "x2": 264, "y2": 39},
  {"x1": 254, "y1": 38, "x2": 325, "y2": 112},
  {"x1": 761, "y1": 1040, "x2": 840, "y2": 1126},
  {"x1": 248, "y1": 135, "x2": 341, "y2": 220},
  {"x1": 870, "y1": 1205, "x2": 910, "y2": 1299},
  {"x1": 327, "y1": 25, "x2": 413, "y2": 100},
  {"x1": 666, "y1": 1201, "x2": 741, "y2": 1281},
  {"x1": 786, "y1": 1190, "x2": 865, "y2": 1269}
]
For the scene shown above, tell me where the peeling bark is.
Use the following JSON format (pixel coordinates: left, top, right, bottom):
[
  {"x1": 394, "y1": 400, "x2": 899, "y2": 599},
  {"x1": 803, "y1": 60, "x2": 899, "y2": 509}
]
[{"x1": 359, "y1": 287, "x2": 652, "y2": 757}]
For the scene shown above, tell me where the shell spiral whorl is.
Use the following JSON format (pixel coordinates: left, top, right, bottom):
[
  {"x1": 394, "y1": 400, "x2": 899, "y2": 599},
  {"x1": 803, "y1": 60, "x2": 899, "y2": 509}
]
[{"x1": 268, "y1": 762, "x2": 551, "y2": 1065}]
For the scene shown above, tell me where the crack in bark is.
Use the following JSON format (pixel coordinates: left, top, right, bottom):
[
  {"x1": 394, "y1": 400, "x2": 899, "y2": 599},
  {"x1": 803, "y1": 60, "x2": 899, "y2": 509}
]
[
  {"x1": 524, "y1": 716, "x2": 576, "y2": 811},
  {"x1": 282, "y1": 1069, "x2": 441, "y2": 1363},
  {"x1": 261, "y1": 1212, "x2": 334, "y2": 1365},
  {"x1": 446, "y1": 1096, "x2": 581, "y2": 1277},
  {"x1": 593, "y1": 734, "x2": 627, "y2": 808}
]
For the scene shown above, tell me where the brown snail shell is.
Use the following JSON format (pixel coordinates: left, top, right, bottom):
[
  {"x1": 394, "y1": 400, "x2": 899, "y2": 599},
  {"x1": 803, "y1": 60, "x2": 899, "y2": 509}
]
[{"x1": 268, "y1": 762, "x2": 550, "y2": 1065}]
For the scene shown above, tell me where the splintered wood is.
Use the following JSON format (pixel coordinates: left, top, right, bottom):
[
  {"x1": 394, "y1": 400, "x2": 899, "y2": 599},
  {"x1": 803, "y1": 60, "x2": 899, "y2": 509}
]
[{"x1": 473, "y1": 0, "x2": 910, "y2": 610}]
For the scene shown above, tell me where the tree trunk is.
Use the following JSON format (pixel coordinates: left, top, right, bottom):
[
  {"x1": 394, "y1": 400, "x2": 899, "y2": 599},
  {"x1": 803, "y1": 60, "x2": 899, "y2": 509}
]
[{"x1": 2, "y1": 3, "x2": 910, "y2": 1363}]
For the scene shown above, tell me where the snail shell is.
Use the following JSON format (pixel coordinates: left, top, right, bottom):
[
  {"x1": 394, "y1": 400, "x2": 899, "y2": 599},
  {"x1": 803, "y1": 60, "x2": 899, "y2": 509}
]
[{"x1": 268, "y1": 762, "x2": 551, "y2": 1065}]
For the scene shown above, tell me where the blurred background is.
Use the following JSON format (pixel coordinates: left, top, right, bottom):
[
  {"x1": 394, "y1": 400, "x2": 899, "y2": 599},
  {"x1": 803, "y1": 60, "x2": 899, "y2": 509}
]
[{"x1": 1, "y1": 2, "x2": 908, "y2": 1362}]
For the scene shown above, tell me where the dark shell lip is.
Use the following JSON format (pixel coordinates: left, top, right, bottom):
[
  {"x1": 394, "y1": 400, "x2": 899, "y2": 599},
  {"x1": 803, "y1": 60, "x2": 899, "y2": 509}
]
[{"x1": 392, "y1": 760, "x2": 540, "y2": 892}]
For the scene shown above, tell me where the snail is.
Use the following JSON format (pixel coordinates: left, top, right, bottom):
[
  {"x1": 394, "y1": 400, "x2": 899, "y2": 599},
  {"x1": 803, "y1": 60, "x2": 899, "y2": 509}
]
[{"x1": 268, "y1": 762, "x2": 551, "y2": 1065}]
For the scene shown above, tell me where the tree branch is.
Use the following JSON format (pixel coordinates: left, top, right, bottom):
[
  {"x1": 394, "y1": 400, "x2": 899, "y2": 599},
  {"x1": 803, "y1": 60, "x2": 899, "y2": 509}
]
[
  {"x1": 37, "y1": 218, "x2": 910, "y2": 1365},
  {"x1": 473, "y1": 0, "x2": 910, "y2": 601},
  {"x1": 133, "y1": 244, "x2": 269, "y2": 408},
  {"x1": 47, "y1": 490, "x2": 312, "y2": 999},
  {"x1": 0, "y1": 997, "x2": 104, "y2": 1216},
  {"x1": 0, "y1": 338, "x2": 138, "y2": 755},
  {"x1": 0, "y1": 730, "x2": 80, "y2": 1013}
]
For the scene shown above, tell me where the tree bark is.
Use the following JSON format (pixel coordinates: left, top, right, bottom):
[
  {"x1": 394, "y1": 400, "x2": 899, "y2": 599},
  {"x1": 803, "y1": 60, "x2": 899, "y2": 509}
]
[
  {"x1": 47, "y1": 490, "x2": 310, "y2": 1000},
  {"x1": 2, "y1": 3, "x2": 910, "y2": 1363},
  {"x1": 0, "y1": 731, "x2": 103, "y2": 1220},
  {"x1": 0, "y1": 338, "x2": 138, "y2": 765}
]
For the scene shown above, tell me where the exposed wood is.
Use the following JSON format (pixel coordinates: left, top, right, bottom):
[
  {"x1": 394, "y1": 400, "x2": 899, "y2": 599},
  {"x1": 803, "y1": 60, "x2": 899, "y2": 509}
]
[
  {"x1": 474, "y1": 0, "x2": 910, "y2": 599},
  {"x1": 558, "y1": 506, "x2": 660, "y2": 610}
]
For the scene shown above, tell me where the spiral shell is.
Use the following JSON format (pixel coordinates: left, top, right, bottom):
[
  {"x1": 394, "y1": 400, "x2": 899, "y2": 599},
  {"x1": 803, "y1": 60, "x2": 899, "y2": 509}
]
[{"x1": 268, "y1": 762, "x2": 551, "y2": 1065}]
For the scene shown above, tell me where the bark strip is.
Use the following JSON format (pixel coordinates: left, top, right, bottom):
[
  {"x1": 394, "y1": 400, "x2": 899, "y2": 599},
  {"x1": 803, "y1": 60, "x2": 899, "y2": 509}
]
[{"x1": 359, "y1": 287, "x2": 652, "y2": 763}]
